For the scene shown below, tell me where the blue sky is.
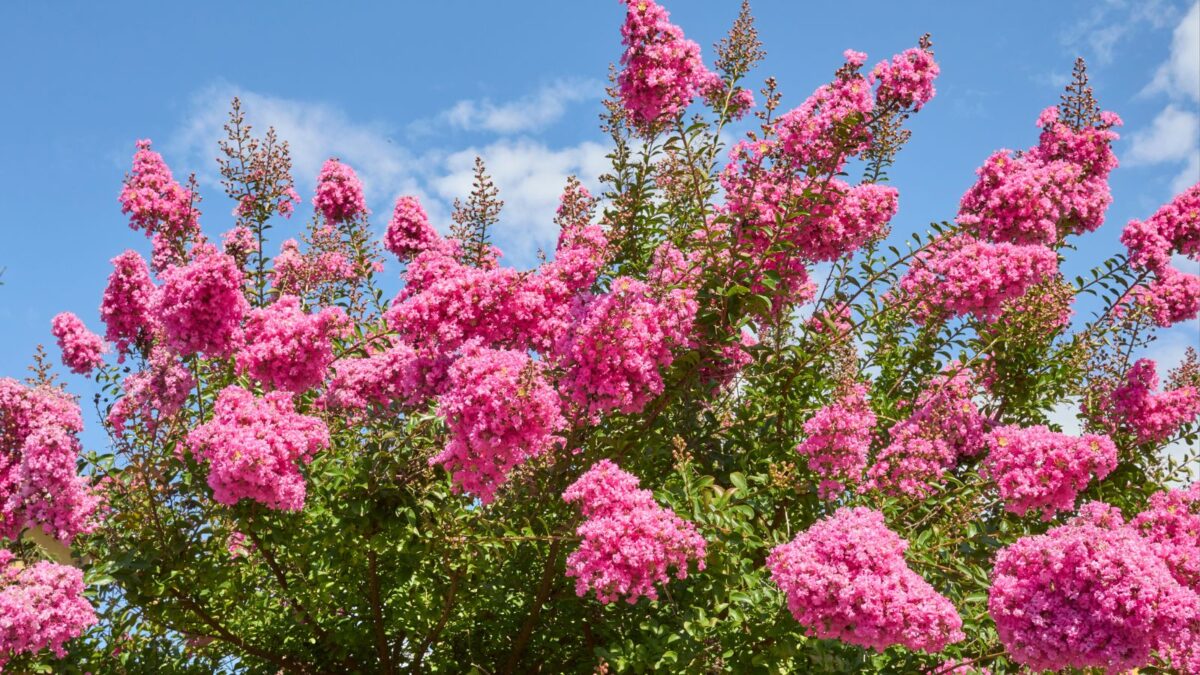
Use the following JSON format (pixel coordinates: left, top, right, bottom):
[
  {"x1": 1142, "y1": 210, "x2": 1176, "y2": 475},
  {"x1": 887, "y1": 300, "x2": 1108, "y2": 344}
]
[{"x1": 1, "y1": 1, "x2": 1197, "y2": 447}]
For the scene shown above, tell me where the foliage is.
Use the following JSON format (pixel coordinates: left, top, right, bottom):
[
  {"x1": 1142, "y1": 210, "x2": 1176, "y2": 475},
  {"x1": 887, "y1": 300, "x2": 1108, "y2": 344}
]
[{"x1": 2, "y1": 1, "x2": 1199, "y2": 673}]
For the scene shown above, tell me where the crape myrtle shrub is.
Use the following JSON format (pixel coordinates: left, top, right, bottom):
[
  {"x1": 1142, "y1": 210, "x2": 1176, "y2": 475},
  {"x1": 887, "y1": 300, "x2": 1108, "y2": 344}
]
[{"x1": 2, "y1": 1, "x2": 1200, "y2": 673}]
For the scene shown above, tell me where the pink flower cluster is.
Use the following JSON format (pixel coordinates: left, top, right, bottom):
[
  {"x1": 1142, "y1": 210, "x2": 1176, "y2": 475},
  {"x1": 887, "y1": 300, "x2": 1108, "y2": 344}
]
[
  {"x1": 1121, "y1": 183, "x2": 1200, "y2": 273},
  {"x1": 1110, "y1": 358, "x2": 1200, "y2": 444},
  {"x1": 118, "y1": 139, "x2": 198, "y2": 239},
  {"x1": 49, "y1": 312, "x2": 105, "y2": 375},
  {"x1": 562, "y1": 460, "x2": 706, "y2": 604},
  {"x1": 0, "y1": 379, "x2": 99, "y2": 543},
  {"x1": 387, "y1": 190, "x2": 610, "y2": 359},
  {"x1": 271, "y1": 237, "x2": 356, "y2": 295},
  {"x1": 774, "y1": 65, "x2": 874, "y2": 171},
  {"x1": 767, "y1": 507, "x2": 964, "y2": 653},
  {"x1": 1118, "y1": 181, "x2": 1199, "y2": 327},
  {"x1": 387, "y1": 253, "x2": 526, "y2": 352},
  {"x1": 99, "y1": 250, "x2": 155, "y2": 357},
  {"x1": 186, "y1": 386, "x2": 329, "y2": 511},
  {"x1": 321, "y1": 341, "x2": 445, "y2": 412},
  {"x1": 714, "y1": 45, "x2": 936, "y2": 315},
  {"x1": 989, "y1": 504, "x2": 1198, "y2": 673},
  {"x1": 958, "y1": 106, "x2": 1119, "y2": 246},
  {"x1": 983, "y1": 425, "x2": 1117, "y2": 519},
  {"x1": 1132, "y1": 483, "x2": 1200, "y2": 590},
  {"x1": 871, "y1": 46, "x2": 940, "y2": 111},
  {"x1": 220, "y1": 224, "x2": 258, "y2": 259},
  {"x1": 236, "y1": 296, "x2": 347, "y2": 393},
  {"x1": 384, "y1": 195, "x2": 443, "y2": 262},
  {"x1": 312, "y1": 158, "x2": 367, "y2": 223},
  {"x1": 795, "y1": 384, "x2": 876, "y2": 498},
  {"x1": 898, "y1": 235, "x2": 1058, "y2": 323},
  {"x1": 1133, "y1": 264, "x2": 1200, "y2": 328},
  {"x1": 431, "y1": 347, "x2": 565, "y2": 503},
  {"x1": 616, "y1": 0, "x2": 718, "y2": 128},
  {"x1": 107, "y1": 348, "x2": 194, "y2": 433},
  {"x1": 555, "y1": 276, "x2": 694, "y2": 417},
  {"x1": 0, "y1": 550, "x2": 96, "y2": 668},
  {"x1": 864, "y1": 365, "x2": 984, "y2": 497},
  {"x1": 1131, "y1": 485, "x2": 1200, "y2": 673},
  {"x1": 152, "y1": 247, "x2": 248, "y2": 357}
]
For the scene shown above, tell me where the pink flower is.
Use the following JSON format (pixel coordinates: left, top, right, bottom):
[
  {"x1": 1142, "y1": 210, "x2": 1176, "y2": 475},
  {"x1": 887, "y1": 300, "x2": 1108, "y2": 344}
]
[
  {"x1": 1121, "y1": 183, "x2": 1200, "y2": 273},
  {"x1": 220, "y1": 225, "x2": 258, "y2": 258},
  {"x1": 107, "y1": 348, "x2": 194, "y2": 433},
  {"x1": 1110, "y1": 358, "x2": 1200, "y2": 444},
  {"x1": 958, "y1": 107, "x2": 1119, "y2": 246},
  {"x1": 118, "y1": 139, "x2": 199, "y2": 239},
  {"x1": 152, "y1": 248, "x2": 248, "y2": 357},
  {"x1": 897, "y1": 235, "x2": 1058, "y2": 323},
  {"x1": 864, "y1": 364, "x2": 984, "y2": 497},
  {"x1": 555, "y1": 276, "x2": 694, "y2": 417},
  {"x1": 521, "y1": 219, "x2": 609, "y2": 351},
  {"x1": 1131, "y1": 483, "x2": 1200, "y2": 590},
  {"x1": 312, "y1": 159, "x2": 366, "y2": 223},
  {"x1": 616, "y1": 0, "x2": 716, "y2": 128},
  {"x1": 767, "y1": 507, "x2": 964, "y2": 653},
  {"x1": 563, "y1": 460, "x2": 706, "y2": 604},
  {"x1": 321, "y1": 341, "x2": 447, "y2": 412},
  {"x1": 0, "y1": 552, "x2": 96, "y2": 667},
  {"x1": 775, "y1": 65, "x2": 874, "y2": 171},
  {"x1": 99, "y1": 250, "x2": 155, "y2": 358},
  {"x1": 0, "y1": 379, "x2": 100, "y2": 543},
  {"x1": 236, "y1": 296, "x2": 347, "y2": 393},
  {"x1": 270, "y1": 237, "x2": 357, "y2": 295},
  {"x1": 186, "y1": 386, "x2": 329, "y2": 511},
  {"x1": 795, "y1": 384, "x2": 876, "y2": 497},
  {"x1": 983, "y1": 425, "x2": 1117, "y2": 519},
  {"x1": 226, "y1": 531, "x2": 255, "y2": 559},
  {"x1": 384, "y1": 195, "x2": 443, "y2": 262},
  {"x1": 386, "y1": 257, "x2": 526, "y2": 353},
  {"x1": 871, "y1": 45, "x2": 940, "y2": 111},
  {"x1": 50, "y1": 312, "x2": 105, "y2": 375},
  {"x1": 431, "y1": 347, "x2": 564, "y2": 503},
  {"x1": 1132, "y1": 264, "x2": 1200, "y2": 328},
  {"x1": 989, "y1": 505, "x2": 1198, "y2": 673}
]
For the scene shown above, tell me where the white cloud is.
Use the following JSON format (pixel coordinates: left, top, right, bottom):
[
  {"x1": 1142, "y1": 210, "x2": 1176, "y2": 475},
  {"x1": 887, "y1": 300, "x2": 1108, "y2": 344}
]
[
  {"x1": 1125, "y1": 104, "x2": 1200, "y2": 166},
  {"x1": 1061, "y1": 0, "x2": 1179, "y2": 64},
  {"x1": 169, "y1": 84, "x2": 428, "y2": 205},
  {"x1": 1124, "y1": 3, "x2": 1200, "y2": 197},
  {"x1": 430, "y1": 138, "x2": 608, "y2": 263},
  {"x1": 418, "y1": 78, "x2": 602, "y2": 136},
  {"x1": 1144, "y1": 1, "x2": 1200, "y2": 102},
  {"x1": 1172, "y1": 153, "x2": 1200, "y2": 193},
  {"x1": 169, "y1": 84, "x2": 608, "y2": 265}
]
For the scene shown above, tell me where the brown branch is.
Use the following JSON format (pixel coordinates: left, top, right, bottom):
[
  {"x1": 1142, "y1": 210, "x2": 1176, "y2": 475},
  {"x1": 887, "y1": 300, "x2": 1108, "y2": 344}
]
[
  {"x1": 367, "y1": 548, "x2": 394, "y2": 675},
  {"x1": 411, "y1": 566, "x2": 463, "y2": 672},
  {"x1": 243, "y1": 524, "x2": 358, "y2": 671},
  {"x1": 170, "y1": 588, "x2": 307, "y2": 673},
  {"x1": 500, "y1": 538, "x2": 564, "y2": 675}
]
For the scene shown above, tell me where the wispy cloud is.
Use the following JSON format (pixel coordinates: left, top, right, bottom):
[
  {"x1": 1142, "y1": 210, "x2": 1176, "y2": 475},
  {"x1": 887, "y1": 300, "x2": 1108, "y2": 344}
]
[
  {"x1": 168, "y1": 83, "x2": 607, "y2": 265},
  {"x1": 412, "y1": 78, "x2": 603, "y2": 136},
  {"x1": 1123, "y1": 2, "x2": 1200, "y2": 195},
  {"x1": 1060, "y1": 0, "x2": 1180, "y2": 64},
  {"x1": 429, "y1": 138, "x2": 608, "y2": 261},
  {"x1": 1125, "y1": 104, "x2": 1199, "y2": 166},
  {"x1": 1144, "y1": 2, "x2": 1200, "y2": 102}
]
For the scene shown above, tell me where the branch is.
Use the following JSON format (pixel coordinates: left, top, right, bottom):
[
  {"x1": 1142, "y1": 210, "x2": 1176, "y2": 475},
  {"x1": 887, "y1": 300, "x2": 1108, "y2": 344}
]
[
  {"x1": 170, "y1": 588, "x2": 307, "y2": 673},
  {"x1": 367, "y1": 549, "x2": 395, "y2": 675},
  {"x1": 411, "y1": 565, "x2": 463, "y2": 672},
  {"x1": 500, "y1": 538, "x2": 564, "y2": 675},
  {"x1": 243, "y1": 523, "x2": 359, "y2": 671}
]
